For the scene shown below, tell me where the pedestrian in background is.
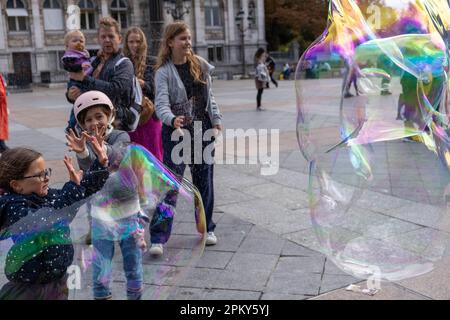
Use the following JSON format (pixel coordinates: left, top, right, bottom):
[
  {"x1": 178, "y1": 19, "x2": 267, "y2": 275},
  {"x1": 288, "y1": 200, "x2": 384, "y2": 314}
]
[
  {"x1": 265, "y1": 54, "x2": 278, "y2": 88},
  {"x1": 0, "y1": 73, "x2": 9, "y2": 152},
  {"x1": 254, "y1": 48, "x2": 270, "y2": 111}
]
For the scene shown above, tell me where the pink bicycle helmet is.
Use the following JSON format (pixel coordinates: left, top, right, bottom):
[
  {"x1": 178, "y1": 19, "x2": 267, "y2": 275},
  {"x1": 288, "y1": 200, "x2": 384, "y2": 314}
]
[{"x1": 73, "y1": 90, "x2": 115, "y2": 125}]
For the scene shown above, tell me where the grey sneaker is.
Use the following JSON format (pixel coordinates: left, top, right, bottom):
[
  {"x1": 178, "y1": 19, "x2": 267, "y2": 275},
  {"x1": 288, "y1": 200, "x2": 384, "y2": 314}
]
[
  {"x1": 149, "y1": 243, "x2": 163, "y2": 256},
  {"x1": 205, "y1": 232, "x2": 217, "y2": 246}
]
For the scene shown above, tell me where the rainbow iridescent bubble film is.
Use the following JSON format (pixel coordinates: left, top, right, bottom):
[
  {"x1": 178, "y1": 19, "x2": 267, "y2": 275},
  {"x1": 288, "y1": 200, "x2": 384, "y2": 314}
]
[
  {"x1": 296, "y1": 0, "x2": 450, "y2": 281},
  {"x1": 0, "y1": 144, "x2": 206, "y2": 299}
]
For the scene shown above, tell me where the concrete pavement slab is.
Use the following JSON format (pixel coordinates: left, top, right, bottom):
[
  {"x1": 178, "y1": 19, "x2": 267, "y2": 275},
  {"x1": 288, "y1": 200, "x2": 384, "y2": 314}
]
[
  {"x1": 5, "y1": 80, "x2": 450, "y2": 300},
  {"x1": 395, "y1": 258, "x2": 450, "y2": 300},
  {"x1": 311, "y1": 281, "x2": 430, "y2": 300}
]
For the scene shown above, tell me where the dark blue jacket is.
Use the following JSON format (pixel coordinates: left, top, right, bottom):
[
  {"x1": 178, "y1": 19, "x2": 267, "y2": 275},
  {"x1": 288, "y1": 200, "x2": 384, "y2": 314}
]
[
  {"x1": 66, "y1": 51, "x2": 136, "y2": 130},
  {"x1": 143, "y1": 56, "x2": 156, "y2": 102},
  {"x1": 0, "y1": 160, "x2": 109, "y2": 284}
]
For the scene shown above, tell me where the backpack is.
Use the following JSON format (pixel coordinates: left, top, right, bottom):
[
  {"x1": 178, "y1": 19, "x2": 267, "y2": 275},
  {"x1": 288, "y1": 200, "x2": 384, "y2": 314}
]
[{"x1": 114, "y1": 57, "x2": 143, "y2": 132}]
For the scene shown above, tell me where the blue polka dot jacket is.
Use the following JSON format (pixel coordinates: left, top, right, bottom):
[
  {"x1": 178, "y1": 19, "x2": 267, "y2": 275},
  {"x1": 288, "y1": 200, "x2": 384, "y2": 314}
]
[{"x1": 0, "y1": 160, "x2": 109, "y2": 284}]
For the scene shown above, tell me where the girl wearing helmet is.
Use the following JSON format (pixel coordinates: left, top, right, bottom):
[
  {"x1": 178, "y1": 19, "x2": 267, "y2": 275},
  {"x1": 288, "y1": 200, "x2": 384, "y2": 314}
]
[
  {"x1": 66, "y1": 90, "x2": 147, "y2": 300},
  {"x1": 66, "y1": 90, "x2": 130, "y2": 170}
]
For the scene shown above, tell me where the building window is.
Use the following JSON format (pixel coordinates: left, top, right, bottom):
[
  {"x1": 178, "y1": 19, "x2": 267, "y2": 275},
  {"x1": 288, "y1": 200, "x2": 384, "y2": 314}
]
[
  {"x1": 111, "y1": 0, "x2": 128, "y2": 29},
  {"x1": 208, "y1": 46, "x2": 224, "y2": 63},
  {"x1": 79, "y1": 0, "x2": 97, "y2": 30},
  {"x1": 248, "y1": 0, "x2": 257, "y2": 29},
  {"x1": 205, "y1": 0, "x2": 222, "y2": 27},
  {"x1": 43, "y1": 0, "x2": 64, "y2": 30},
  {"x1": 43, "y1": 0, "x2": 61, "y2": 8},
  {"x1": 6, "y1": 0, "x2": 28, "y2": 32},
  {"x1": 48, "y1": 51, "x2": 65, "y2": 71},
  {"x1": 7, "y1": 0, "x2": 25, "y2": 8}
]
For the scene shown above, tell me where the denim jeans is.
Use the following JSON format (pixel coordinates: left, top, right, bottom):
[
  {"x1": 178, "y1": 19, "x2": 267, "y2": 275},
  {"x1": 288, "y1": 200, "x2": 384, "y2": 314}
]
[
  {"x1": 92, "y1": 236, "x2": 143, "y2": 300},
  {"x1": 159, "y1": 123, "x2": 216, "y2": 233}
]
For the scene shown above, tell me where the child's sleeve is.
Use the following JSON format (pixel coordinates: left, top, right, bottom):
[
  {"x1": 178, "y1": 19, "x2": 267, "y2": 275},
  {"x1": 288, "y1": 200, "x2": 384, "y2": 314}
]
[
  {"x1": 106, "y1": 131, "x2": 130, "y2": 158},
  {"x1": 79, "y1": 159, "x2": 110, "y2": 197},
  {"x1": 65, "y1": 79, "x2": 86, "y2": 103},
  {"x1": 76, "y1": 145, "x2": 98, "y2": 172},
  {"x1": 1, "y1": 200, "x2": 32, "y2": 235},
  {"x1": 50, "y1": 159, "x2": 109, "y2": 208},
  {"x1": 155, "y1": 68, "x2": 176, "y2": 126}
]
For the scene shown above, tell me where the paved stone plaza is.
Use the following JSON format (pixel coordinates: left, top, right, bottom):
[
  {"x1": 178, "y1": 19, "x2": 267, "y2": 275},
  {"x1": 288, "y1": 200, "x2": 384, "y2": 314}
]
[{"x1": 1, "y1": 79, "x2": 450, "y2": 300}]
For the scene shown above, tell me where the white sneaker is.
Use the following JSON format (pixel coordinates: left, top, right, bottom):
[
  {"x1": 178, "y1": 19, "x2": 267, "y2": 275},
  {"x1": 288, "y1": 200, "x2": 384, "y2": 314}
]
[
  {"x1": 205, "y1": 232, "x2": 217, "y2": 246},
  {"x1": 149, "y1": 243, "x2": 163, "y2": 256}
]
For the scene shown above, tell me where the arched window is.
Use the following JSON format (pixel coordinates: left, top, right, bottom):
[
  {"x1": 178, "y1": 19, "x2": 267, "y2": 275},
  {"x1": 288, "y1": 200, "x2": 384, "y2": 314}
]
[
  {"x1": 7, "y1": 0, "x2": 25, "y2": 9},
  {"x1": 205, "y1": 0, "x2": 223, "y2": 27},
  {"x1": 79, "y1": 0, "x2": 97, "y2": 30},
  {"x1": 43, "y1": 0, "x2": 61, "y2": 8},
  {"x1": 6, "y1": 0, "x2": 28, "y2": 32},
  {"x1": 43, "y1": 0, "x2": 64, "y2": 30},
  {"x1": 111, "y1": 0, "x2": 128, "y2": 29}
]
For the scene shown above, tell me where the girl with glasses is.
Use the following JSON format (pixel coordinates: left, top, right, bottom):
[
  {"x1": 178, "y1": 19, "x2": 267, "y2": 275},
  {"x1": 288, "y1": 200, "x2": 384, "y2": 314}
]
[{"x1": 0, "y1": 141, "x2": 108, "y2": 300}]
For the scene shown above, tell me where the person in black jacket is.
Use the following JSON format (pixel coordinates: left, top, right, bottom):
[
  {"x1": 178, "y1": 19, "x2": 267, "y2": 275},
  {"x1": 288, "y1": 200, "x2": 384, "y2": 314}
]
[
  {"x1": 265, "y1": 54, "x2": 278, "y2": 88},
  {"x1": 66, "y1": 16, "x2": 136, "y2": 132},
  {"x1": 0, "y1": 141, "x2": 108, "y2": 300}
]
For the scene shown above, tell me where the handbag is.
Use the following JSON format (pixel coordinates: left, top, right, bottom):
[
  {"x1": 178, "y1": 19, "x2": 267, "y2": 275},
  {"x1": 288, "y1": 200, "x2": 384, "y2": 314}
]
[{"x1": 138, "y1": 96, "x2": 155, "y2": 126}]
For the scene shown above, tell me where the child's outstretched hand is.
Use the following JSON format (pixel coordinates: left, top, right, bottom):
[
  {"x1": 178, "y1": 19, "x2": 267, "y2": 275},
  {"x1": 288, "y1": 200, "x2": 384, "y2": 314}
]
[
  {"x1": 66, "y1": 129, "x2": 87, "y2": 153},
  {"x1": 91, "y1": 125, "x2": 106, "y2": 147},
  {"x1": 132, "y1": 228, "x2": 147, "y2": 252},
  {"x1": 64, "y1": 155, "x2": 83, "y2": 185},
  {"x1": 83, "y1": 130, "x2": 108, "y2": 167}
]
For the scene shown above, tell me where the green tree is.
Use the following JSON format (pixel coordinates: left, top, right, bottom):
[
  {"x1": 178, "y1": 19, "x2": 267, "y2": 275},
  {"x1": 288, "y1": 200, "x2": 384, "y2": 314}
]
[{"x1": 265, "y1": 0, "x2": 328, "y2": 52}]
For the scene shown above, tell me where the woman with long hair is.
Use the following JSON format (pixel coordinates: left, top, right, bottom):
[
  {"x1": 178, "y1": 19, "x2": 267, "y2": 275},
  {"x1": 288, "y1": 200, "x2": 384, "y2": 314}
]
[
  {"x1": 254, "y1": 48, "x2": 269, "y2": 111},
  {"x1": 123, "y1": 26, "x2": 166, "y2": 256},
  {"x1": 124, "y1": 26, "x2": 163, "y2": 161},
  {"x1": 154, "y1": 21, "x2": 223, "y2": 249}
]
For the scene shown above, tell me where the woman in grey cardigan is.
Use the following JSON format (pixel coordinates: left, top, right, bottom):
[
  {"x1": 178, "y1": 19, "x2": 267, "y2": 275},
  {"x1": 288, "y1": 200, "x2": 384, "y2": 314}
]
[{"x1": 154, "y1": 22, "x2": 223, "y2": 253}]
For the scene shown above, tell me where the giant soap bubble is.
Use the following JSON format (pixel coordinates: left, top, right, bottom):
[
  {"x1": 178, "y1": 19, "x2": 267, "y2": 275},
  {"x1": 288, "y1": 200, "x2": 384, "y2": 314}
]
[
  {"x1": 0, "y1": 144, "x2": 206, "y2": 299},
  {"x1": 296, "y1": 0, "x2": 450, "y2": 282}
]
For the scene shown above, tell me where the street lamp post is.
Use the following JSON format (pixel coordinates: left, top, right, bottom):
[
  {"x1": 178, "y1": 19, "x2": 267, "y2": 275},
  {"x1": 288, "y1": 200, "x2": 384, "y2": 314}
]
[
  {"x1": 235, "y1": 8, "x2": 253, "y2": 79},
  {"x1": 148, "y1": 0, "x2": 164, "y2": 56},
  {"x1": 164, "y1": 0, "x2": 191, "y2": 20}
]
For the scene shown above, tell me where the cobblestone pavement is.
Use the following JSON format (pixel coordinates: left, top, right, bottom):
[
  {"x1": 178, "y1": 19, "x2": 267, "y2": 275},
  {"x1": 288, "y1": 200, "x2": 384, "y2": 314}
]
[{"x1": 1, "y1": 79, "x2": 449, "y2": 300}]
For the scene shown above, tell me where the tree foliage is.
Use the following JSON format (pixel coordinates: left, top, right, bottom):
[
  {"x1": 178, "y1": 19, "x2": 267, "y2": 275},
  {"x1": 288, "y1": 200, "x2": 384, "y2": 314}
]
[{"x1": 265, "y1": 0, "x2": 328, "y2": 52}]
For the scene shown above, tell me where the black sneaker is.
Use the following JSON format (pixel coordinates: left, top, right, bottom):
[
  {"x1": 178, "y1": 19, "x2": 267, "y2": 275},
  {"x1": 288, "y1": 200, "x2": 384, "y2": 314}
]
[{"x1": 344, "y1": 92, "x2": 353, "y2": 98}]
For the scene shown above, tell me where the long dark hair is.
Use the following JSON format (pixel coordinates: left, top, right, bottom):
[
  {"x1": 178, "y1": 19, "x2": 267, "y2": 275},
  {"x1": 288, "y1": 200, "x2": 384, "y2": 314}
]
[
  {"x1": 124, "y1": 27, "x2": 148, "y2": 79},
  {"x1": 0, "y1": 148, "x2": 42, "y2": 192},
  {"x1": 254, "y1": 48, "x2": 266, "y2": 67}
]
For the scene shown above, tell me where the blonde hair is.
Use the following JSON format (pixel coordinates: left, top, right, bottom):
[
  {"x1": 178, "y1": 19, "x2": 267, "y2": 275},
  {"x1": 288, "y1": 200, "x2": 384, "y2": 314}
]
[
  {"x1": 155, "y1": 21, "x2": 205, "y2": 84},
  {"x1": 124, "y1": 27, "x2": 148, "y2": 79},
  {"x1": 64, "y1": 30, "x2": 85, "y2": 49},
  {"x1": 98, "y1": 16, "x2": 121, "y2": 36}
]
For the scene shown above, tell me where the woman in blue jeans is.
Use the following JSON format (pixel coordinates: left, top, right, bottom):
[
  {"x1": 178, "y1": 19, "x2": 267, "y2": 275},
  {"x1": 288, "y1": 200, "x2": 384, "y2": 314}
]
[{"x1": 153, "y1": 22, "x2": 223, "y2": 252}]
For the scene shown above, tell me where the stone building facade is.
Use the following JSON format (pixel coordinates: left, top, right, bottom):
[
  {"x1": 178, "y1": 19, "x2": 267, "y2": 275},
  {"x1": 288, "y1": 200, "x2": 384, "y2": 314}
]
[{"x1": 0, "y1": 0, "x2": 266, "y2": 86}]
